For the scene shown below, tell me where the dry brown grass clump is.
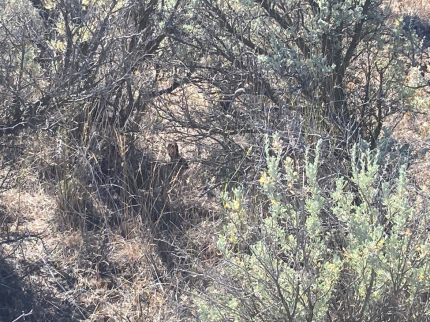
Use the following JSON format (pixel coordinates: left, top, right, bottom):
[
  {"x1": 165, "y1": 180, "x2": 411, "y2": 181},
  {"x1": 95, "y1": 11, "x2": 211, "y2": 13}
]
[
  {"x1": 392, "y1": 0, "x2": 430, "y2": 20},
  {"x1": 0, "y1": 129, "x2": 219, "y2": 321},
  {"x1": 0, "y1": 183, "x2": 199, "y2": 321}
]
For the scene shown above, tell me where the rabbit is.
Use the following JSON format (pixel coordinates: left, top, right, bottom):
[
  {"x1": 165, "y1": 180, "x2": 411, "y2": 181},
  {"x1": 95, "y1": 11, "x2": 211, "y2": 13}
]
[
  {"x1": 149, "y1": 142, "x2": 189, "y2": 226},
  {"x1": 167, "y1": 142, "x2": 189, "y2": 172},
  {"x1": 151, "y1": 143, "x2": 188, "y2": 197}
]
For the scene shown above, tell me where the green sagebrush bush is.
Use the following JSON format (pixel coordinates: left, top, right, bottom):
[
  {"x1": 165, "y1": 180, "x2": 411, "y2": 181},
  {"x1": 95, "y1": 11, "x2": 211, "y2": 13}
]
[{"x1": 195, "y1": 134, "x2": 430, "y2": 321}]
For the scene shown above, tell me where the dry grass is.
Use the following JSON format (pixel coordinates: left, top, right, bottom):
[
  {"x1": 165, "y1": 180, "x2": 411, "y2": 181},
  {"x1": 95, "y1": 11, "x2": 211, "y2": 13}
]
[
  {"x1": 0, "y1": 182, "x2": 199, "y2": 321},
  {"x1": 0, "y1": 129, "x2": 212, "y2": 321},
  {"x1": 0, "y1": 97, "x2": 226, "y2": 320},
  {"x1": 390, "y1": 0, "x2": 430, "y2": 19}
]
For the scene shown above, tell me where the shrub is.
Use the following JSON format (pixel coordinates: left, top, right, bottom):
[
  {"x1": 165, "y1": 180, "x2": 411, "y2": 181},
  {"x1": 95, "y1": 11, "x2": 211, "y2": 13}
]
[{"x1": 195, "y1": 134, "x2": 430, "y2": 321}]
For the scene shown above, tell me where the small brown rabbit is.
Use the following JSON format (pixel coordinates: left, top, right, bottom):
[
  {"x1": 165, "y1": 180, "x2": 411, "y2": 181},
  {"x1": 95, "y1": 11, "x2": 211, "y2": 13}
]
[{"x1": 167, "y1": 142, "x2": 188, "y2": 171}]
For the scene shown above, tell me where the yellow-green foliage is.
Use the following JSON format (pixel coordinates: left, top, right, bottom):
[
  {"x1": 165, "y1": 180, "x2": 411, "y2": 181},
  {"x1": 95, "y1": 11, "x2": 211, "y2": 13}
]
[{"x1": 195, "y1": 134, "x2": 430, "y2": 321}]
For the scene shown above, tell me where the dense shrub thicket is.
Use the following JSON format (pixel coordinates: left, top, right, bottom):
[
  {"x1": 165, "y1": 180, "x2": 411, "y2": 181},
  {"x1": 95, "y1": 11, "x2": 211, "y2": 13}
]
[
  {"x1": 0, "y1": 0, "x2": 426, "y2": 157},
  {"x1": 0, "y1": 0, "x2": 429, "y2": 320}
]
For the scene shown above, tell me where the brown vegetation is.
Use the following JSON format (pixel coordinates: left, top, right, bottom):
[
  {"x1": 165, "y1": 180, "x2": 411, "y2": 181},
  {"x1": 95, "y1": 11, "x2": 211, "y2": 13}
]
[{"x1": 0, "y1": 0, "x2": 429, "y2": 321}]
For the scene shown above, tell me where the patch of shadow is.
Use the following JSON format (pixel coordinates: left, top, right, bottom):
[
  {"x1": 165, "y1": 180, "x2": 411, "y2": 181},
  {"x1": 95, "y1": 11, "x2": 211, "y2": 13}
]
[
  {"x1": 0, "y1": 244, "x2": 84, "y2": 321},
  {"x1": 403, "y1": 15, "x2": 430, "y2": 48},
  {"x1": 152, "y1": 212, "x2": 184, "y2": 273},
  {"x1": 0, "y1": 254, "x2": 32, "y2": 321}
]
